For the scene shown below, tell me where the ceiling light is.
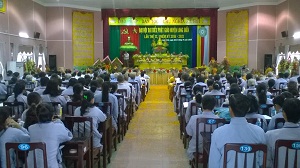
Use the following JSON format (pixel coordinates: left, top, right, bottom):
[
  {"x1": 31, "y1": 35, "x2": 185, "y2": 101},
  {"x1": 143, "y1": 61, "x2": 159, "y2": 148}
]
[
  {"x1": 293, "y1": 32, "x2": 300, "y2": 39},
  {"x1": 19, "y1": 32, "x2": 29, "y2": 38}
]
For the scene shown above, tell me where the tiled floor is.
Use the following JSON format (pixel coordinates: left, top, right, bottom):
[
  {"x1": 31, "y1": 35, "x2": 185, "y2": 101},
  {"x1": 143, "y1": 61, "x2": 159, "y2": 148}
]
[{"x1": 108, "y1": 85, "x2": 189, "y2": 168}]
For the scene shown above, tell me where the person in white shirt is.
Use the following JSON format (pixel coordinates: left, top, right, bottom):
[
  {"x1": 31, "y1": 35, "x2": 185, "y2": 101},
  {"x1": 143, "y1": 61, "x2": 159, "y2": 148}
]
[
  {"x1": 21, "y1": 92, "x2": 42, "y2": 129},
  {"x1": 192, "y1": 75, "x2": 207, "y2": 93},
  {"x1": 208, "y1": 94, "x2": 266, "y2": 168},
  {"x1": 245, "y1": 95, "x2": 268, "y2": 131},
  {"x1": 243, "y1": 79, "x2": 256, "y2": 96},
  {"x1": 28, "y1": 103, "x2": 73, "y2": 168},
  {"x1": 204, "y1": 82, "x2": 225, "y2": 96},
  {"x1": 0, "y1": 107, "x2": 30, "y2": 168},
  {"x1": 268, "y1": 95, "x2": 288, "y2": 130},
  {"x1": 117, "y1": 74, "x2": 131, "y2": 102},
  {"x1": 186, "y1": 95, "x2": 218, "y2": 160},
  {"x1": 34, "y1": 77, "x2": 49, "y2": 95},
  {"x1": 185, "y1": 85, "x2": 203, "y2": 123},
  {"x1": 265, "y1": 98, "x2": 300, "y2": 168},
  {"x1": 6, "y1": 80, "x2": 28, "y2": 115},
  {"x1": 74, "y1": 91, "x2": 107, "y2": 148},
  {"x1": 94, "y1": 82, "x2": 118, "y2": 131},
  {"x1": 41, "y1": 79, "x2": 70, "y2": 115},
  {"x1": 274, "y1": 72, "x2": 287, "y2": 89},
  {"x1": 256, "y1": 83, "x2": 273, "y2": 106},
  {"x1": 61, "y1": 78, "x2": 78, "y2": 96}
]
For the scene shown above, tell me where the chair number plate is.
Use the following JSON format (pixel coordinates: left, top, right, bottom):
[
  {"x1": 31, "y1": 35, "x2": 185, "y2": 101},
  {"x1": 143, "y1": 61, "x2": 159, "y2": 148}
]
[
  {"x1": 18, "y1": 144, "x2": 30, "y2": 151},
  {"x1": 292, "y1": 142, "x2": 300, "y2": 149},
  {"x1": 240, "y1": 145, "x2": 252, "y2": 153},
  {"x1": 207, "y1": 119, "x2": 216, "y2": 124}
]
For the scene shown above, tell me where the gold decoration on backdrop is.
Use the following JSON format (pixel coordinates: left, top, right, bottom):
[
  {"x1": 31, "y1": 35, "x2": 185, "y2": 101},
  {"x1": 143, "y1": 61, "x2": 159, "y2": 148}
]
[{"x1": 226, "y1": 10, "x2": 249, "y2": 66}]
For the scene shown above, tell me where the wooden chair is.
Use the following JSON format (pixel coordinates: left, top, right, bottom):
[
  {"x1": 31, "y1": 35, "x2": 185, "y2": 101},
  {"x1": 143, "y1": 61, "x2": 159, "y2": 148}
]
[
  {"x1": 117, "y1": 89, "x2": 132, "y2": 123},
  {"x1": 258, "y1": 104, "x2": 274, "y2": 116},
  {"x1": 129, "y1": 81, "x2": 140, "y2": 107},
  {"x1": 6, "y1": 84, "x2": 15, "y2": 97},
  {"x1": 223, "y1": 143, "x2": 267, "y2": 168},
  {"x1": 269, "y1": 88, "x2": 281, "y2": 98},
  {"x1": 247, "y1": 89, "x2": 256, "y2": 96},
  {"x1": 274, "y1": 139, "x2": 300, "y2": 168},
  {"x1": 5, "y1": 142, "x2": 48, "y2": 168},
  {"x1": 95, "y1": 102, "x2": 117, "y2": 152},
  {"x1": 25, "y1": 82, "x2": 36, "y2": 92},
  {"x1": 274, "y1": 118, "x2": 285, "y2": 129},
  {"x1": 99, "y1": 116, "x2": 113, "y2": 168},
  {"x1": 115, "y1": 94, "x2": 126, "y2": 142},
  {"x1": 3, "y1": 101, "x2": 25, "y2": 119},
  {"x1": 246, "y1": 118, "x2": 258, "y2": 124},
  {"x1": 64, "y1": 116, "x2": 95, "y2": 168},
  {"x1": 192, "y1": 118, "x2": 226, "y2": 168},
  {"x1": 66, "y1": 101, "x2": 82, "y2": 116}
]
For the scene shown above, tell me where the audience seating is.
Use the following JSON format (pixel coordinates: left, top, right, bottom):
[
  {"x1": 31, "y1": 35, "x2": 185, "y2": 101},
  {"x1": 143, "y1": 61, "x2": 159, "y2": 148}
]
[
  {"x1": 6, "y1": 84, "x2": 15, "y2": 97},
  {"x1": 3, "y1": 101, "x2": 25, "y2": 119},
  {"x1": 212, "y1": 95, "x2": 226, "y2": 108},
  {"x1": 25, "y1": 82, "x2": 35, "y2": 92},
  {"x1": 5, "y1": 142, "x2": 48, "y2": 168},
  {"x1": 99, "y1": 116, "x2": 113, "y2": 168},
  {"x1": 64, "y1": 116, "x2": 95, "y2": 168},
  {"x1": 274, "y1": 139, "x2": 300, "y2": 168},
  {"x1": 258, "y1": 104, "x2": 274, "y2": 116},
  {"x1": 223, "y1": 143, "x2": 267, "y2": 168},
  {"x1": 115, "y1": 94, "x2": 126, "y2": 142},
  {"x1": 66, "y1": 101, "x2": 82, "y2": 116},
  {"x1": 192, "y1": 118, "x2": 226, "y2": 168}
]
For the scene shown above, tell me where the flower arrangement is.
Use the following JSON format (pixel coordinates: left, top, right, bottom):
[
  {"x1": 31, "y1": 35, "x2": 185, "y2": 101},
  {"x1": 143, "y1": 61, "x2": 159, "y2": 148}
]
[
  {"x1": 291, "y1": 57, "x2": 299, "y2": 76},
  {"x1": 278, "y1": 58, "x2": 290, "y2": 73},
  {"x1": 220, "y1": 56, "x2": 230, "y2": 72},
  {"x1": 24, "y1": 59, "x2": 36, "y2": 74},
  {"x1": 264, "y1": 67, "x2": 273, "y2": 75}
]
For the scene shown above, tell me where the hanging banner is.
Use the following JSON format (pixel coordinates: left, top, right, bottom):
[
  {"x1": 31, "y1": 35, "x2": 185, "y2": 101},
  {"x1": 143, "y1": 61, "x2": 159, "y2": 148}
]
[
  {"x1": 72, "y1": 11, "x2": 94, "y2": 67},
  {"x1": 109, "y1": 17, "x2": 210, "y2": 26},
  {"x1": 0, "y1": 0, "x2": 6, "y2": 13},
  {"x1": 226, "y1": 10, "x2": 249, "y2": 66}
]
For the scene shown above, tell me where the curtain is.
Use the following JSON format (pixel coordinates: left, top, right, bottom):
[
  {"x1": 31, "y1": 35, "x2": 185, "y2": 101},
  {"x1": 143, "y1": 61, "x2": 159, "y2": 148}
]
[{"x1": 109, "y1": 26, "x2": 121, "y2": 60}]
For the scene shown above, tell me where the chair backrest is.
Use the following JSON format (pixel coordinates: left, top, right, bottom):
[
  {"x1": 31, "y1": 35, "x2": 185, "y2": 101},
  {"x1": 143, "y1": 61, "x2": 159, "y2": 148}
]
[
  {"x1": 279, "y1": 82, "x2": 287, "y2": 90},
  {"x1": 5, "y1": 142, "x2": 48, "y2": 168},
  {"x1": 6, "y1": 84, "x2": 15, "y2": 97},
  {"x1": 66, "y1": 101, "x2": 82, "y2": 116},
  {"x1": 247, "y1": 89, "x2": 256, "y2": 96},
  {"x1": 274, "y1": 139, "x2": 300, "y2": 168},
  {"x1": 213, "y1": 95, "x2": 226, "y2": 107},
  {"x1": 48, "y1": 102, "x2": 61, "y2": 115},
  {"x1": 258, "y1": 104, "x2": 273, "y2": 116},
  {"x1": 64, "y1": 116, "x2": 93, "y2": 138},
  {"x1": 195, "y1": 118, "x2": 226, "y2": 165},
  {"x1": 223, "y1": 143, "x2": 267, "y2": 168},
  {"x1": 115, "y1": 94, "x2": 125, "y2": 116},
  {"x1": 95, "y1": 102, "x2": 112, "y2": 116},
  {"x1": 3, "y1": 101, "x2": 25, "y2": 119},
  {"x1": 190, "y1": 102, "x2": 201, "y2": 116},
  {"x1": 274, "y1": 118, "x2": 285, "y2": 129},
  {"x1": 117, "y1": 89, "x2": 128, "y2": 98},
  {"x1": 25, "y1": 82, "x2": 35, "y2": 91},
  {"x1": 246, "y1": 118, "x2": 258, "y2": 124}
]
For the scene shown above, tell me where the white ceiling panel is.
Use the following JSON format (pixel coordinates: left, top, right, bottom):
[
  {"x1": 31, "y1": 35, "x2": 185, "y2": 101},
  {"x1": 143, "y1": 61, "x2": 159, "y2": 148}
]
[{"x1": 34, "y1": 0, "x2": 283, "y2": 11}]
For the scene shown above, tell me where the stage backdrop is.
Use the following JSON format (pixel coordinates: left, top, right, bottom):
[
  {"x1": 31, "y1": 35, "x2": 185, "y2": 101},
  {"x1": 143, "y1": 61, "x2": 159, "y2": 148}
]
[
  {"x1": 108, "y1": 17, "x2": 211, "y2": 67},
  {"x1": 72, "y1": 11, "x2": 94, "y2": 67},
  {"x1": 226, "y1": 10, "x2": 249, "y2": 66}
]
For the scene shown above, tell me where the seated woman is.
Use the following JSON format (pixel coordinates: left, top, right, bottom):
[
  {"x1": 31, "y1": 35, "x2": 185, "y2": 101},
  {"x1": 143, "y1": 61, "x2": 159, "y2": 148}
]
[
  {"x1": 222, "y1": 83, "x2": 241, "y2": 107},
  {"x1": 94, "y1": 82, "x2": 119, "y2": 131},
  {"x1": 61, "y1": 78, "x2": 78, "y2": 96},
  {"x1": 0, "y1": 106, "x2": 30, "y2": 168},
  {"x1": 204, "y1": 81, "x2": 224, "y2": 96},
  {"x1": 41, "y1": 79, "x2": 70, "y2": 115},
  {"x1": 185, "y1": 85, "x2": 202, "y2": 123},
  {"x1": 74, "y1": 91, "x2": 107, "y2": 148},
  {"x1": 90, "y1": 80, "x2": 101, "y2": 95},
  {"x1": 268, "y1": 95, "x2": 287, "y2": 130},
  {"x1": 21, "y1": 92, "x2": 42, "y2": 129},
  {"x1": 72, "y1": 83, "x2": 83, "y2": 103},
  {"x1": 6, "y1": 80, "x2": 28, "y2": 115},
  {"x1": 287, "y1": 81, "x2": 299, "y2": 97},
  {"x1": 28, "y1": 103, "x2": 73, "y2": 168},
  {"x1": 110, "y1": 82, "x2": 127, "y2": 119},
  {"x1": 245, "y1": 95, "x2": 268, "y2": 131}
]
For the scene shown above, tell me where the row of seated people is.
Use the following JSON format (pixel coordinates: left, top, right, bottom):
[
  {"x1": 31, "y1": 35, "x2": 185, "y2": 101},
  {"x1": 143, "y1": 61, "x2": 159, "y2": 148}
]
[
  {"x1": 184, "y1": 93, "x2": 300, "y2": 168},
  {"x1": 0, "y1": 71, "x2": 148, "y2": 168}
]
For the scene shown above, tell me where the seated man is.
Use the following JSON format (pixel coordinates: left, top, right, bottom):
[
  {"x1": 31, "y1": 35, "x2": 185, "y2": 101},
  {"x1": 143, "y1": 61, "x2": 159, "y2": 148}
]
[
  {"x1": 209, "y1": 94, "x2": 266, "y2": 168},
  {"x1": 265, "y1": 98, "x2": 300, "y2": 168},
  {"x1": 186, "y1": 95, "x2": 218, "y2": 160}
]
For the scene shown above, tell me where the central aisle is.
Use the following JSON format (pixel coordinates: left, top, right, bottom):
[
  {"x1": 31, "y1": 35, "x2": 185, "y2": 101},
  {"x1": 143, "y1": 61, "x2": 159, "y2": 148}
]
[{"x1": 109, "y1": 85, "x2": 189, "y2": 168}]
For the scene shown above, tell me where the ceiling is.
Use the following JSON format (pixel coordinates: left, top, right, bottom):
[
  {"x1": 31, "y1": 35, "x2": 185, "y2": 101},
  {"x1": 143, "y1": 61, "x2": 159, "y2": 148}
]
[{"x1": 34, "y1": 0, "x2": 283, "y2": 11}]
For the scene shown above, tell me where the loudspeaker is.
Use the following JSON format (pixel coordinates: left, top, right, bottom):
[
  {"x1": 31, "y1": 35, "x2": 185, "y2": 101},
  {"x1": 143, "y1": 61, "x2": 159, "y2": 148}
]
[
  {"x1": 34, "y1": 32, "x2": 40, "y2": 39},
  {"x1": 281, "y1": 31, "x2": 288, "y2": 38},
  {"x1": 49, "y1": 55, "x2": 57, "y2": 71},
  {"x1": 264, "y1": 54, "x2": 272, "y2": 70}
]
